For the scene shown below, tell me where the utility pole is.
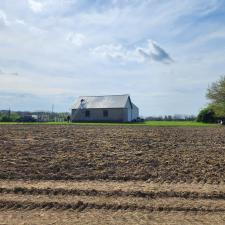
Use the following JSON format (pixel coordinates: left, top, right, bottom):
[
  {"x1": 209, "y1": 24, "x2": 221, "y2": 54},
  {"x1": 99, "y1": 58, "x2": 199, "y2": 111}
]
[
  {"x1": 51, "y1": 104, "x2": 54, "y2": 122},
  {"x1": 8, "y1": 107, "x2": 11, "y2": 120}
]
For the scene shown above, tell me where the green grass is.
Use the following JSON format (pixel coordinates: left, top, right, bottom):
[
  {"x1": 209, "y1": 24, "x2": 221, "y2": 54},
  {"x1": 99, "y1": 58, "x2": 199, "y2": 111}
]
[
  {"x1": 0, "y1": 121, "x2": 218, "y2": 127},
  {"x1": 143, "y1": 121, "x2": 217, "y2": 127}
]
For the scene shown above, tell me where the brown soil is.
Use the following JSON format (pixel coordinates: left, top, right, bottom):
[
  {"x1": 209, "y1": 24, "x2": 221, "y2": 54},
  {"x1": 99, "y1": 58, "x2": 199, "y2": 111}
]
[
  {"x1": 1, "y1": 125, "x2": 225, "y2": 224},
  {"x1": 0, "y1": 125, "x2": 225, "y2": 183}
]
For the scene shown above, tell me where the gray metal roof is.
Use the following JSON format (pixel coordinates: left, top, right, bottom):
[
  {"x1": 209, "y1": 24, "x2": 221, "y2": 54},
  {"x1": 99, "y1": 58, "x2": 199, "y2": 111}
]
[{"x1": 72, "y1": 94, "x2": 131, "y2": 109}]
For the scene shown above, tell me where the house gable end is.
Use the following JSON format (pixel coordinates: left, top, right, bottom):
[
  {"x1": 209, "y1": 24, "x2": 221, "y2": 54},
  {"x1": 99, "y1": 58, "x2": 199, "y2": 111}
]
[{"x1": 125, "y1": 96, "x2": 133, "y2": 109}]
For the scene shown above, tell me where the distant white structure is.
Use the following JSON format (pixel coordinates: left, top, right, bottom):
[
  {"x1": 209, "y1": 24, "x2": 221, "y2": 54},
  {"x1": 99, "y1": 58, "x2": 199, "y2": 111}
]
[{"x1": 71, "y1": 94, "x2": 139, "y2": 122}]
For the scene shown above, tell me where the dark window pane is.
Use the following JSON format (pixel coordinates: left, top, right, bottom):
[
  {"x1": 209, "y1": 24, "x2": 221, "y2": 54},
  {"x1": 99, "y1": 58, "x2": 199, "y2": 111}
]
[
  {"x1": 103, "y1": 110, "x2": 108, "y2": 117},
  {"x1": 85, "y1": 110, "x2": 90, "y2": 117}
]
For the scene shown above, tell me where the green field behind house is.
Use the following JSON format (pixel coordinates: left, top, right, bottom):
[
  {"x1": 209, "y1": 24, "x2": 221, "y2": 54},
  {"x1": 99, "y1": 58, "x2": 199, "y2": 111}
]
[{"x1": 0, "y1": 121, "x2": 218, "y2": 127}]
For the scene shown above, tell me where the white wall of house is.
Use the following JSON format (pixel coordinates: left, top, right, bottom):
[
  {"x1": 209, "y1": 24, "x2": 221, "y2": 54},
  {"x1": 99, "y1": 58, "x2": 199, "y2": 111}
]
[
  {"x1": 72, "y1": 108, "x2": 127, "y2": 122},
  {"x1": 124, "y1": 98, "x2": 139, "y2": 122},
  {"x1": 132, "y1": 104, "x2": 139, "y2": 121}
]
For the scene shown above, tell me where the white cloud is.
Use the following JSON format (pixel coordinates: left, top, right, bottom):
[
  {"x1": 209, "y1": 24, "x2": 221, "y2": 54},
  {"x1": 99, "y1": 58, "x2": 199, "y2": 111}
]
[
  {"x1": 90, "y1": 43, "x2": 143, "y2": 63},
  {"x1": 27, "y1": 0, "x2": 44, "y2": 13},
  {"x1": 91, "y1": 44, "x2": 127, "y2": 59},
  {"x1": 183, "y1": 29, "x2": 225, "y2": 50},
  {"x1": 138, "y1": 41, "x2": 174, "y2": 64},
  {"x1": 0, "y1": 69, "x2": 19, "y2": 76},
  {"x1": 91, "y1": 40, "x2": 173, "y2": 64},
  {"x1": 66, "y1": 32, "x2": 87, "y2": 47},
  {"x1": 15, "y1": 19, "x2": 26, "y2": 26},
  {"x1": 0, "y1": 10, "x2": 9, "y2": 26}
]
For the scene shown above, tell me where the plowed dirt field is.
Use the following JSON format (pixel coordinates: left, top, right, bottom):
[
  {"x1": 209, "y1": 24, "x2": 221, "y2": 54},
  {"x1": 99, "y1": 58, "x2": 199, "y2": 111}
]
[{"x1": 0, "y1": 125, "x2": 225, "y2": 224}]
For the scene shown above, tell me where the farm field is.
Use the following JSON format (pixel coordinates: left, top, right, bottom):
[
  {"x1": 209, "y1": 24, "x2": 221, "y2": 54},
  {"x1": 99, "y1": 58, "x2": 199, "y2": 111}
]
[
  {"x1": 0, "y1": 125, "x2": 225, "y2": 224},
  {"x1": 0, "y1": 120, "x2": 217, "y2": 126}
]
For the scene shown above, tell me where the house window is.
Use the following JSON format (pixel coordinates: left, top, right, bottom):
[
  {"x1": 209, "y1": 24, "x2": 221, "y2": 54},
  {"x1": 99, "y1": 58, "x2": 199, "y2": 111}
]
[
  {"x1": 103, "y1": 110, "x2": 108, "y2": 117},
  {"x1": 85, "y1": 110, "x2": 90, "y2": 117}
]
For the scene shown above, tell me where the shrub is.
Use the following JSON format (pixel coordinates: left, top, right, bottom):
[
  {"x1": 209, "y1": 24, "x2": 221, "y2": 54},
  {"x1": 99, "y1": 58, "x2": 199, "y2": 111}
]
[
  {"x1": 1, "y1": 116, "x2": 13, "y2": 122},
  {"x1": 197, "y1": 108, "x2": 216, "y2": 123}
]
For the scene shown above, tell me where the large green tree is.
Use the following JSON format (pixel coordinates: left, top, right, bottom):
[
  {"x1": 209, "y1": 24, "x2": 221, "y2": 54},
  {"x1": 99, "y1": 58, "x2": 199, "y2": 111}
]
[{"x1": 207, "y1": 76, "x2": 225, "y2": 118}]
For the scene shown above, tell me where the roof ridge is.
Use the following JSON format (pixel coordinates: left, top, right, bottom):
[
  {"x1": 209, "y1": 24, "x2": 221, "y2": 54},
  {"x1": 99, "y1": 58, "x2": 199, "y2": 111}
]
[{"x1": 78, "y1": 94, "x2": 130, "y2": 97}]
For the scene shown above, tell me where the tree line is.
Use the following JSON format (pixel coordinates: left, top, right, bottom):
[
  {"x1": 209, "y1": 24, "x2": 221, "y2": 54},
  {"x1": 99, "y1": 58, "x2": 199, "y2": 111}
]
[
  {"x1": 146, "y1": 115, "x2": 196, "y2": 121},
  {"x1": 197, "y1": 76, "x2": 225, "y2": 123},
  {"x1": 0, "y1": 111, "x2": 70, "y2": 122}
]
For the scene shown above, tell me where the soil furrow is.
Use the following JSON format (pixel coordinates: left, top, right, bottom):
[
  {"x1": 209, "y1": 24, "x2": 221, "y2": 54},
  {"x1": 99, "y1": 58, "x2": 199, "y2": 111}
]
[
  {"x1": 0, "y1": 187, "x2": 225, "y2": 200},
  {"x1": 0, "y1": 200, "x2": 224, "y2": 213}
]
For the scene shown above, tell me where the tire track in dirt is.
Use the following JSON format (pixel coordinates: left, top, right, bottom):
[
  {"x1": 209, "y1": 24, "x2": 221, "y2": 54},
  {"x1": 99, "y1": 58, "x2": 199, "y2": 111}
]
[
  {"x1": 0, "y1": 187, "x2": 225, "y2": 200},
  {"x1": 0, "y1": 200, "x2": 224, "y2": 213}
]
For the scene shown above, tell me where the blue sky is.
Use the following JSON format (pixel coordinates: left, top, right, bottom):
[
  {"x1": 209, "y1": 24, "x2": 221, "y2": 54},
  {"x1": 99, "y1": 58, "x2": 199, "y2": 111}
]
[{"x1": 0, "y1": 0, "x2": 225, "y2": 116}]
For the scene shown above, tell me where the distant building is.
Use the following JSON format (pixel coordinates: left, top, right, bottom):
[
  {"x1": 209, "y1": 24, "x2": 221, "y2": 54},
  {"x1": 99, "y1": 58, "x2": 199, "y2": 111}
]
[{"x1": 71, "y1": 94, "x2": 139, "y2": 122}]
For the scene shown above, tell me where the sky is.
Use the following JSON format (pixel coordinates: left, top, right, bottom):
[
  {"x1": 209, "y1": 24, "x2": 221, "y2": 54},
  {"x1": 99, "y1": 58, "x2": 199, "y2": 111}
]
[{"x1": 0, "y1": 0, "x2": 225, "y2": 116}]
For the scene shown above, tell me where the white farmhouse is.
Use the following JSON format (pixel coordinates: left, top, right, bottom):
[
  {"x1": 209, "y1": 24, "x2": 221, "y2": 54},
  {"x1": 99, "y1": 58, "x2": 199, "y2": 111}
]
[{"x1": 71, "y1": 94, "x2": 139, "y2": 122}]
